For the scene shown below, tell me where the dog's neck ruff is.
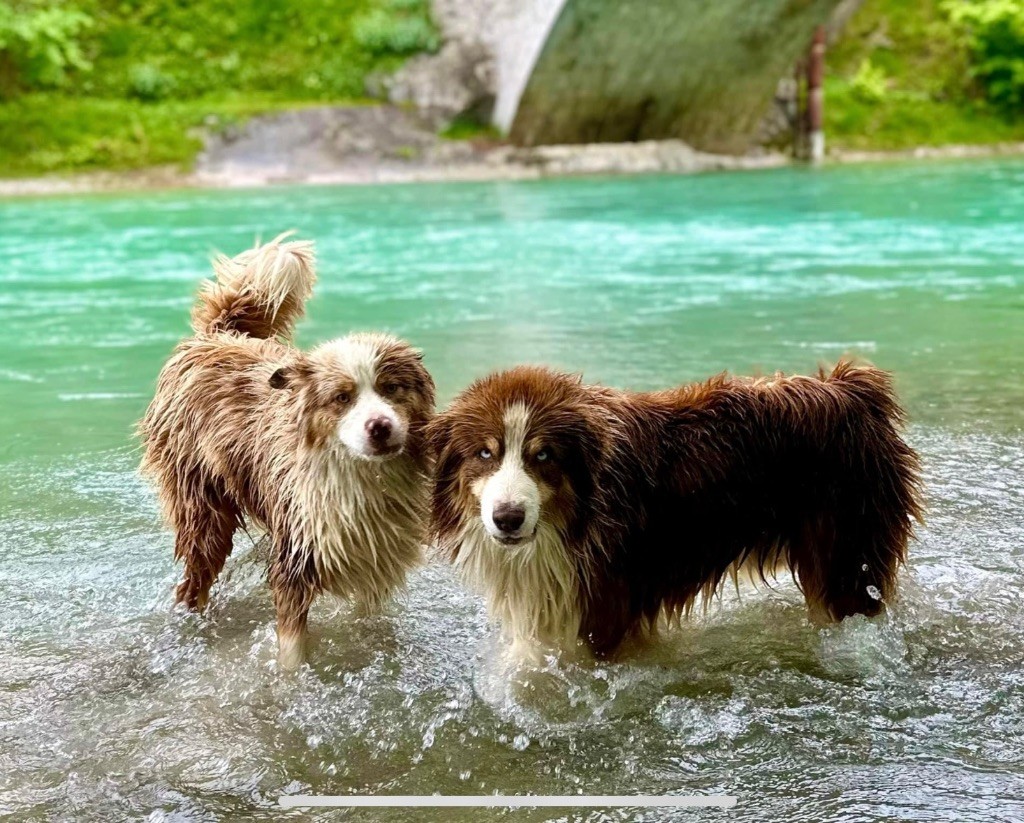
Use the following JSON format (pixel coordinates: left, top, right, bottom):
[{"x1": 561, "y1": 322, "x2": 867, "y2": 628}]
[
  {"x1": 453, "y1": 519, "x2": 581, "y2": 655},
  {"x1": 292, "y1": 445, "x2": 425, "y2": 607}
]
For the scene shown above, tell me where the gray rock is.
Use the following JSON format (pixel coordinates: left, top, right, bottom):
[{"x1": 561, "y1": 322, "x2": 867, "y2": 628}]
[
  {"x1": 384, "y1": 40, "x2": 495, "y2": 127},
  {"x1": 193, "y1": 103, "x2": 787, "y2": 187}
]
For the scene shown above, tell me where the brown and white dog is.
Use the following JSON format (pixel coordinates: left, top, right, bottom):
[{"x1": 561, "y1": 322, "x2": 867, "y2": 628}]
[
  {"x1": 139, "y1": 235, "x2": 434, "y2": 668},
  {"x1": 428, "y1": 363, "x2": 922, "y2": 661}
]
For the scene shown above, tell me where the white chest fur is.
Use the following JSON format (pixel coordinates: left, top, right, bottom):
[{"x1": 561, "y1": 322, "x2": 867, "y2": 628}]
[
  {"x1": 454, "y1": 520, "x2": 581, "y2": 656},
  {"x1": 292, "y1": 449, "x2": 426, "y2": 608}
]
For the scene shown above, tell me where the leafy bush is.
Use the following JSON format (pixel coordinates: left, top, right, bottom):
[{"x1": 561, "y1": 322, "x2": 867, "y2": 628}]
[
  {"x1": 127, "y1": 63, "x2": 175, "y2": 101},
  {"x1": 850, "y1": 58, "x2": 889, "y2": 103},
  {"x1": 945, "y1": 0, "x2": 1024, "y2": 111},
  {"x1": 0, "y1": 1, "x2": 92, "y2": 93},
  {"x1": 353, "y1": 7, "x2": 439, "y2": 56}
]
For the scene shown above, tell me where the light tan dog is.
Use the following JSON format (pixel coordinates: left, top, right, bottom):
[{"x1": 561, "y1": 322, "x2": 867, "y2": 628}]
[{"x1": 139, "y1": 235, "x2": 434, "y2": 668}]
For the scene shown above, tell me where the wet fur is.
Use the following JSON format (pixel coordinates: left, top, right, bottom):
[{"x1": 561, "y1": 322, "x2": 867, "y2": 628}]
[
  {"x1": 429, "y1": 362, "x2": 923, "y2": 658},
  {"x1": 138, "y1": 235, "x2": 434, "y2": 667}
]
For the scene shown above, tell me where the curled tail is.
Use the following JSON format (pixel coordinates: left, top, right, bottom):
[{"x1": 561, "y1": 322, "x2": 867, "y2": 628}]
[{"x1": 191, "y1": 232, "x2": 316, "y2": 339}]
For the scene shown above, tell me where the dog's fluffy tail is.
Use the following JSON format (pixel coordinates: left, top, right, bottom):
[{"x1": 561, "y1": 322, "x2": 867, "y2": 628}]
[{"x1": 191, "y1": 233, "x2": 316, "y2": 339}]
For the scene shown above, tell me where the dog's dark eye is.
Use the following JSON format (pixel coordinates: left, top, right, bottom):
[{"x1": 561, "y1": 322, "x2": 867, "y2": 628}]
[
  {"x1": 336, "y1": 392, "x2": 351, "y2": 404},
  {"x1": 383, "y1": 382, "x2": 401, "y2": 395},
  {"x1": 536, "y1": 449, "x2": 550, "y2": 462},
  {"x1": 479, "y1": 448, "x2": 492, "y2": 460}
]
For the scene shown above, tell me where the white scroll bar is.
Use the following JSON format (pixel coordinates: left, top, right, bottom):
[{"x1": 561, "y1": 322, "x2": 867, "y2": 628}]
[{"x1": 279, "y1": 795, "x2": 737, "y2": 808}]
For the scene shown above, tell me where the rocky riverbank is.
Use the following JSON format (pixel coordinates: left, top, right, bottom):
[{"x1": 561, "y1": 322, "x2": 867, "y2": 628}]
[
  {"x1": 4, "y1": 103, "x2": 1024, "y2": 198},
  {"x1": 0, "y1": 104, "x2": 788, "y2": 197}
]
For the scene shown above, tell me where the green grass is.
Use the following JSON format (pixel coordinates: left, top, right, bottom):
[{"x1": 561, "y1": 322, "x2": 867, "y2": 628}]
[
  {"x1": 826, "y1": 83, "x2": 1024, "y2": 150},
  {"x1": 438, "y1": 113, "x2": 502, "y2": 142},
  {"x1": 64, "y1": 0, "x2": 434, "y2": 101},
  {"x1": 826, "y1": 0, "x2": 1024, "y2": 150},
  {"x1": 0, "y1": 0, "x2": 438, "y2": 176},
  {"x1": 0, "y1": 95, "x2": 339, "y2": 176}
]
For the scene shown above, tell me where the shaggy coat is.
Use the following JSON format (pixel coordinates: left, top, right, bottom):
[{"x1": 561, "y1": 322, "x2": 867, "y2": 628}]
[
  {"x1": 138, "y1": 236, "x2": 434, "y2": 668},
  {"x1": 429, "y1": 363, "x2": 922, "y2": 659}
]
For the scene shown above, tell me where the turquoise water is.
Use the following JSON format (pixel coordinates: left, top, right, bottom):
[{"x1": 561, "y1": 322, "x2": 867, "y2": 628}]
[{"x1": 1, "y1": 161, "x2": 1022, "y2": 821}]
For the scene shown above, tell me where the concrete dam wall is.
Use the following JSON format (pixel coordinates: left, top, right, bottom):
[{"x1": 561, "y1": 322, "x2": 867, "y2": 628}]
[
  {"x1": 505, "y1": 0, "x2": 843, "y2": 153},
  {"x1": 396, "y1": 0, "x2": 849, "y2": 154}
]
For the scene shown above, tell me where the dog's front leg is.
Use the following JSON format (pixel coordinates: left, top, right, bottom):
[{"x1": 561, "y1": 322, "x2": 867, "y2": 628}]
[{"x1": 273, "y1": 583, "x2": 314, "y2": 670}]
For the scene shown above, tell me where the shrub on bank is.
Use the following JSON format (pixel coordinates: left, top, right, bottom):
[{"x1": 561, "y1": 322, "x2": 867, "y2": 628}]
[
  {"x1": 945, "y1": 0, "x2": 1024, "y2": 112},
  {"x1": 826, "y1": 0, "x2": 1024, "y2": 149},
  {"x1": 353, "y1": 0, "x2": 440, "y2": 56},
  {"x1": 0, "y1": 1, "x2": 92, "y2": 95}
]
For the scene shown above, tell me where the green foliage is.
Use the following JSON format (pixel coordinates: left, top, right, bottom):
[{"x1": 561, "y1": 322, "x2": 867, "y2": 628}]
[
  {"x1": 3, "y1": 0, "x2": 440, "y2": 103},
  {"x1": 850, "y1": 58, "x2": 889, "y2": 103},
  {"x1": 0, "y1": 1, "x2": 92, "y2": 94},
  {"x1": 439, "y1": 113, "x2": 501, "y2": 141},
  {"x1": 944, "y1": 0, "x2": 1024, "y2": 111},
  {"x1": 826, "y1": 75, "x2": 1024, "y2": 149},
  {"x1": 0, "y1": 94, "x2": 199, "y2": 172},
  {"x1": 826, "y1": 0, "x2": 1024, "y2": 149},
  {"x1": 69, "y1": 0, "x2": 436, "y2": 101},
  {"x1": 0, "y1": 0, "x2": 441, "y2": 175},
  {"x1": 127, "y1": 62, "x2": 175, "y2": 101},
  {"x1": 0, "y1": 94, "x2": 320, "y2": 174},
  {"x1": 352, "y1": 1, "x2": 439, "y2": 56}
]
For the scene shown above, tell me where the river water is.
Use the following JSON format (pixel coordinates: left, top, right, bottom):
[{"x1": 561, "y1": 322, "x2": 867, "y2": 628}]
[{"x1": 1, "y1": 160, "x2": 1022, "y2": 821}]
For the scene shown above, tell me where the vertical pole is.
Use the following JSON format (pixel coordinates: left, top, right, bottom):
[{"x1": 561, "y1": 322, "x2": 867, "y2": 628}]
[
  {"x1": 808, "y1": 24, "x2": 826, "y2": 164},
  {"x1": 792, "y1": 62, "x2": 804, "y2": 159}
]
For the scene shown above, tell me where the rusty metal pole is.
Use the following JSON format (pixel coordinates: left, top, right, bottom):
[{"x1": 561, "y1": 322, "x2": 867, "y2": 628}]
[
  {"x1": 792, "y1": 61, "x2": 804, "y2": 159},
  {"x1": 808, "y1": 25, "x2": 826, "y2": 164}
]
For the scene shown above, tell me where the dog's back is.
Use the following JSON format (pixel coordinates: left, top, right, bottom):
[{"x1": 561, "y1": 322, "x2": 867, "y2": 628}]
[
  {"x1": 606, "y1": 362, "x2": 923, "y2": 636},
  {"x1": 138, "y1": 235, "x2": 316, "y2": 608}
]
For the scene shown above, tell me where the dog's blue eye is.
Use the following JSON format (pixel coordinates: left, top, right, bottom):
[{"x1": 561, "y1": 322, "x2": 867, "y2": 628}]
[
  {"x1": 536, "y1": 449, "x2": 549, "y2": 462},
  {"x1": 479, "y1": 448, "x2": 492, "y2": 460}
]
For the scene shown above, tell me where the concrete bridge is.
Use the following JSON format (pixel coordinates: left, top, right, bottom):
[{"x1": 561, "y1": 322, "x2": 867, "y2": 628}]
[{"x1": 418, "y1": 0, "x2": 851, "y2": 154}]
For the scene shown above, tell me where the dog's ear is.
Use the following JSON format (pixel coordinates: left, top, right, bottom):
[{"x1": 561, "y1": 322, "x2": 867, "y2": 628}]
[
  {"x1": 269, "y1": 368, "x2": 290, "y2": 389},
  {"x1": 410, "y1": 350, "x2": 435, "y2": 409},
  {"x1": 269, "y1": 359, "x2": 312, "y2": 390},
  {"x1": 424, "y1": 413, "x2": 452, "y2": 457},
  {"x1": 424, "y1": 413, "x2": 464, "y2": 553}
]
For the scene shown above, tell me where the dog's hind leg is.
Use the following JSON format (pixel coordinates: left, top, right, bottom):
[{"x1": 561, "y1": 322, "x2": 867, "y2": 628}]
[
  {"x1": 790, "y1": 511, "x2": 905, "y2": 623},
  {"x1": 171, "y1": 482, "x2": 240, "y2": 611}
]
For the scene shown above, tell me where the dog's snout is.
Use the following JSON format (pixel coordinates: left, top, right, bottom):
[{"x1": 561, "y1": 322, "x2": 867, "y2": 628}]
[
  {"x1": 492, "y1": 503, "x2": 526, "y2": 534},
  {"x1": 366, "y1": 416, "x2": 393, "y2": 444}
]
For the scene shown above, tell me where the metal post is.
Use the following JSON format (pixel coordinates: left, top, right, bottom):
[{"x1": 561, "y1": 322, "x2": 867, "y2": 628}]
[
  {"x1": 808, "y1": 25, "x2": 826, "y2": 163},
  {"x1": 793, "y1": 59, "x2": 806, "y2": 160}
]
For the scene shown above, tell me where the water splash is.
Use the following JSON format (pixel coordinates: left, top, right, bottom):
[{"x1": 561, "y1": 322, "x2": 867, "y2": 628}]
[{"x1": 3, "y1": 166, "x2": 1024, "y2": 819}]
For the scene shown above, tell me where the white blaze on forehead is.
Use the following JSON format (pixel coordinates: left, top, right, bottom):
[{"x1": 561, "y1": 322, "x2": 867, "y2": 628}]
[
  {"x1": 457, "y1": 401, "x2": 580, "y2": 652},
  {"x1": 318, "y1": 335, "x2": 407, "y2": 458},
  {"x1": 479, "y1": 402, "x2": 541, "y2": 539},
  {"x1": 319, "y1": 335, "x2": 381, "y2": 384}
]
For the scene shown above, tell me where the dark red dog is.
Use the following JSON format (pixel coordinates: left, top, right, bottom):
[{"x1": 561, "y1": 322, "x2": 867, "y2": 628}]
[{"x1": 428, "y1": 362, "x2": 922, "y2": 661}]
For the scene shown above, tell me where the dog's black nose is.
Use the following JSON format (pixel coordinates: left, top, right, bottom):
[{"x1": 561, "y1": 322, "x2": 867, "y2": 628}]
[
  {"x1": 366, "y1": 416, "x2": 393, "y2": 443},
  {"x1": 492, "y1": 503, "x2": 526, "y2": 534}
]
